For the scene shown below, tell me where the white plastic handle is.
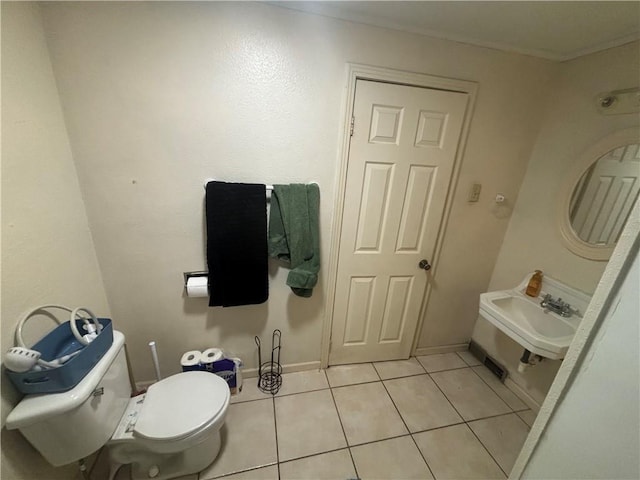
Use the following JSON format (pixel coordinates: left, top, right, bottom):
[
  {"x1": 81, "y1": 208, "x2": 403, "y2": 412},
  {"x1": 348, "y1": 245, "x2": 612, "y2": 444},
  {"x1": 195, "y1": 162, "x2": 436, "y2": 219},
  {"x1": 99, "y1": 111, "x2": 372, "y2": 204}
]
[
  {"x1": 15, "y1": 304, "x2": 101, "y2": 348},
  {"x1": 69, "y1": 307, "x2": 101, "y2": 346},
  {"x1": 15, "y1": 305, "x2": 70, "y2": 348}
]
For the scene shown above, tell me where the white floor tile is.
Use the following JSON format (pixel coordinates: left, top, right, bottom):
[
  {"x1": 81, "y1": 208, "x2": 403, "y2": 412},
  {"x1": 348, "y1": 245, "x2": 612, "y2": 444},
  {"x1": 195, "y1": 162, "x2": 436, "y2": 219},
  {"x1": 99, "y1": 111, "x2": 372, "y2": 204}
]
[
  {"x1": 332, "y1": 382, "x2": 407, "y2": 445},
  {"x1": 516, "y1": 409, "x2": 537, "y2": 428},
  {"x1": 199, "y1": 399, "x2": 277, "y2": 479},
  {"x1": 417, "y1": 353, "x2": 467, "y2": 373},
  {"x1": 219, "y1": 465, "x2": 279, "y2": 480},
  {"x1": 431, "y1": 368, "x2": 511, "y2": 421},
  {"x1": 275, "y1": 369, "x2": 329, "y2": 397},
  {"x1": 373, "y1": 357, "x2": 425, "y2": 380},
  {"x1": 114, "y1": 465, "x2": 197, "y2": 480},
  {"x1": 325, "y1": 363, "x2": 379, "y2": 387},
  {"x1": 413, "y1": 424, "x2": 505, "y2": 479},
  {"x1": 275, "y1": 389, "x2": 347, "y2": 461},
  {"x1": 384, "y1": 374, "x2": 462, "y2": 432},
  {"x1": 457, "y1": 350, "x2": 483, "y2": 366},
  {"x1": 469, "y1": 413, "x2": 530, "y2": 474},
  {"x1": 472, "y1": 366, "x2": 528, "y2": 411},
  {"x1": 351, "y1": 435, "x2": 433, "y2": 480},
  {"x1": 230, "y1": 378, "x2": 273, "y2": 404},
  {"x1": 279, "y1": 449, "x2": 356, "y2": 480}
]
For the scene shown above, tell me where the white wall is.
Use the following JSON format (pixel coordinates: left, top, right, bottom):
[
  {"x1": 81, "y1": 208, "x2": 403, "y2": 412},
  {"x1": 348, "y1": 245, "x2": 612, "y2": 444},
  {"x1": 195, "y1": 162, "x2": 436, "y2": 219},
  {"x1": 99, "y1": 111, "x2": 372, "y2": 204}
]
[
  {"x1": 472, "y1": 41, "x2": 640, "y2": 405},
  {"x1": 1, "y1": 3, "x2": 111, "y2": 478},
  {"x1": 39, "y1": 2, "x2": 558, "y2": 382},
  {"x1": 522, "y1": 245, "x2": 639, "y2": 479}
]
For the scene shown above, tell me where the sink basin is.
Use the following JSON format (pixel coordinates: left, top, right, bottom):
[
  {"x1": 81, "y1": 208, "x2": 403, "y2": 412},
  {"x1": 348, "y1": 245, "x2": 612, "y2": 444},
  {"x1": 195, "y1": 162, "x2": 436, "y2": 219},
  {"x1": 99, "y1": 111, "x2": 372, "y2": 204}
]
[
  {"x1": 479, "y1": 274, "x2": 590, "y2": 360},
  {"x1": 492, "y1": 296, "x2": 576, "y2": 338}
]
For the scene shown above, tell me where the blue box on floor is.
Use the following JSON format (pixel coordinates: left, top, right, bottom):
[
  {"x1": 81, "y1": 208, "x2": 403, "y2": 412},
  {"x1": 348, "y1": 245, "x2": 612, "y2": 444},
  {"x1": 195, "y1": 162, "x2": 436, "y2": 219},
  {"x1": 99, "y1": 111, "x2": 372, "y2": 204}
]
[{"x1": 182, "y1": 358, "x2": 240, "y2": 391}]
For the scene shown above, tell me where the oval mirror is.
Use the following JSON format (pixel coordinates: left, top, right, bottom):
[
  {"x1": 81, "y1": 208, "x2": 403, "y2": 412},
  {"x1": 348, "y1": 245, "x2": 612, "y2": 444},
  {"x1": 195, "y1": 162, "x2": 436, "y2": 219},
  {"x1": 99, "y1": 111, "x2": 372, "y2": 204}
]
[{"x1": 559, "y1": 128, "x2": 640, "y2": 261}]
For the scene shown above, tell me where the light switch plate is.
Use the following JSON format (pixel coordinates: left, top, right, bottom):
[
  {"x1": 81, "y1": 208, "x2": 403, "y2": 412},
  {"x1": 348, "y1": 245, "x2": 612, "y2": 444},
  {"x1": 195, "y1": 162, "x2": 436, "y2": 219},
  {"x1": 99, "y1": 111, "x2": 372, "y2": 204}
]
[{"x1": 469, "y1": 183, "x2": 481, "y2": 202}]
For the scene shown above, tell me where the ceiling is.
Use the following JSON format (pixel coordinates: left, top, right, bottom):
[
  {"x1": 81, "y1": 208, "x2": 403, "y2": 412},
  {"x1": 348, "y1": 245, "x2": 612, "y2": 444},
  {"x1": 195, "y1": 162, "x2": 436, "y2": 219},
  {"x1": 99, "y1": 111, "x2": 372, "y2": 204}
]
[{"x1": 272, "y1": 1, "x2": 640, "y2": 61}]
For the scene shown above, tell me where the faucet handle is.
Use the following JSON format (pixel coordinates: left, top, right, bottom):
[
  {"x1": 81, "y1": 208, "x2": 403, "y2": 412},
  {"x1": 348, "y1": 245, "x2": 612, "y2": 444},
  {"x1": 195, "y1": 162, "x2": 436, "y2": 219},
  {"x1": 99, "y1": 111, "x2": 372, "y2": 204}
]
[
  {"x1": 559, "y1": 302, "x2": 580, "y2": 318},
  {"x1": 540, "y1": 294, "x2": 550, "y2": 309},
  {"x1": 567, "y1": 305, "x2": 580, "y2": 316}
]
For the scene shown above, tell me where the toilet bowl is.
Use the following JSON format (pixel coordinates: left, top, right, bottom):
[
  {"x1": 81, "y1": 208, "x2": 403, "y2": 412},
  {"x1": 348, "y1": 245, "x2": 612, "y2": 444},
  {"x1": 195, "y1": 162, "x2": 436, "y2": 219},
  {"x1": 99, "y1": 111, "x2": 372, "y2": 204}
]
[
  {"x1": 6, "y1": 331, "x2": 231, "y2": 480},
  {"x1": 108, "y1": 370, "x2": 230, "y2": 479}
]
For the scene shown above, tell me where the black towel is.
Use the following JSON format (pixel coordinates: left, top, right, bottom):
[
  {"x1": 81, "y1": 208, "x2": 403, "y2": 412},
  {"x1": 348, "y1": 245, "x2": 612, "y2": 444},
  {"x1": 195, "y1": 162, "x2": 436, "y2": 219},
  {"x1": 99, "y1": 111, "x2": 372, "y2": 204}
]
[{"x1": 206, "y1": 181, "x2": 268, "y2": 307}]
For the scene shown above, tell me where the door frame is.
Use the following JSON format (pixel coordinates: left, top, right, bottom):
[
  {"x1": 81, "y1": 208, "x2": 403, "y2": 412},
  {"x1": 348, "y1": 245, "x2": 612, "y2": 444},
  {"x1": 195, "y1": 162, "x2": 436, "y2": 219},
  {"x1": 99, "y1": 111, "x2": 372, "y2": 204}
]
[{"x1": 320, "y1": 64, "x2": 478, "y2": 368}]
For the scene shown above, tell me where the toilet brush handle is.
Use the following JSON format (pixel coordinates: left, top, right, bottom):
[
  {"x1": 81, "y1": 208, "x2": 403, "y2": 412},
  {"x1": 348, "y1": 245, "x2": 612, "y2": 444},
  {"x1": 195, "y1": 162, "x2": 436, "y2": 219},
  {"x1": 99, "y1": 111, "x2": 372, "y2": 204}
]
[{"x1": 149, "y1": 341, "x2": 162, "y2": 382}]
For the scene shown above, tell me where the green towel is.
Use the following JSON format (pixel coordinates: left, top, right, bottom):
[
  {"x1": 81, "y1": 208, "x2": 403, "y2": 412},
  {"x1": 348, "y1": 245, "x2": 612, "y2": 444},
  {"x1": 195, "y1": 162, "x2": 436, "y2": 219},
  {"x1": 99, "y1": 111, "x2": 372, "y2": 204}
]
[{"x1": 268, "y1": 184, "x2": 320, "y2": 297}]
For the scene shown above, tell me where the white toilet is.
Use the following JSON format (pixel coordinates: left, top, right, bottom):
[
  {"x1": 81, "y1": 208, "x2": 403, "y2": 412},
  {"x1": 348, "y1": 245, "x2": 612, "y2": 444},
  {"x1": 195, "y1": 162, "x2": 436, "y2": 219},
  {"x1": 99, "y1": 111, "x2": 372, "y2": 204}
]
[{"x1": 6, "y1": 331, "x2": 231, "y2": 480}]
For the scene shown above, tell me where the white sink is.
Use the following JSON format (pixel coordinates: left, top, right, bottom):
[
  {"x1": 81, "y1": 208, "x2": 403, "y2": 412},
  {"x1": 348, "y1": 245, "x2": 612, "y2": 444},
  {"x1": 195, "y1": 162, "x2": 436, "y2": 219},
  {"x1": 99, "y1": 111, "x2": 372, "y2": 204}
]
[{"x1": 479, "y1": 274, "x2": 591, "y2": 360}]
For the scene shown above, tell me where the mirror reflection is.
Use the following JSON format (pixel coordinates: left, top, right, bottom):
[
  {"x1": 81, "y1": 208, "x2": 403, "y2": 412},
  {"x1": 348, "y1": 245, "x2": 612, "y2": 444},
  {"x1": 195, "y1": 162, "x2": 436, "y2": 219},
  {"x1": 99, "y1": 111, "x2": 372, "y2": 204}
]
[{"x1": 569, "y1": 143, "x2": 640, "y2": 247}]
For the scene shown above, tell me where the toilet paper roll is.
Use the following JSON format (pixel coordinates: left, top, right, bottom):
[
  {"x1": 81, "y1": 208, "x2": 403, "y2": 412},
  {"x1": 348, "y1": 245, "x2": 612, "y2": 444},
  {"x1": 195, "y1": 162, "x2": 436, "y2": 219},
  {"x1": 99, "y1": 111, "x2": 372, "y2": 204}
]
[
  {"x1": 201, "y1": 348, "x2": 224, "y2": 364},
  {"x1": 186, "y1": 276, "x2": 208, "y2": 298},
  {"x1": 180, "y1": 350, "x2": 202, "y2": 368}
]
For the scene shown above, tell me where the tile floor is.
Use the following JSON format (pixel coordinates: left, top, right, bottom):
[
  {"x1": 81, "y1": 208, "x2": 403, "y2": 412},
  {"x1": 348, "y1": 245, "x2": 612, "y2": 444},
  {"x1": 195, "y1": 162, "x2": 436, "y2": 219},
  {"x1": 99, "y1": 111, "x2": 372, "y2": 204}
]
[{"x1": 95, "y1": 351, "x2": 537, "y2": 480}]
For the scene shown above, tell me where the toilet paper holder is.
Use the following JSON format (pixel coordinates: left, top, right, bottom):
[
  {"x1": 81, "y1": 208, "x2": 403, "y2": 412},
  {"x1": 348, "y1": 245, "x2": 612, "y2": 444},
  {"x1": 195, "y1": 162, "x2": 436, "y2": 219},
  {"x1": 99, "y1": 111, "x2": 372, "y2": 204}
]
[{"x1": 183, "y1": 271, "x2": 208, "y2": 289}]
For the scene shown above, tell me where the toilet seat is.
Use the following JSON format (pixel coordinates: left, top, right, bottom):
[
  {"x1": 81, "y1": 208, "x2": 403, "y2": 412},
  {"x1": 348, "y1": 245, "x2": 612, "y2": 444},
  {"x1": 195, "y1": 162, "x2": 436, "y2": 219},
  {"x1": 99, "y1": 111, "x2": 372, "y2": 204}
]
[{"x1": 134, "y1": 371, "x2": 230, "y2": 442}]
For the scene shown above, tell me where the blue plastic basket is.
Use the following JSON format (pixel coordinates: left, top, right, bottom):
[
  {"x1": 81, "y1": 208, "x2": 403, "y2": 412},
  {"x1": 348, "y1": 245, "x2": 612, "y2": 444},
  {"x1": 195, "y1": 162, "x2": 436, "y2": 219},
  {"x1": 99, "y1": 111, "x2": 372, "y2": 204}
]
[{"x1": 5, "y1": 318, "x2": 113, "y2": 394}]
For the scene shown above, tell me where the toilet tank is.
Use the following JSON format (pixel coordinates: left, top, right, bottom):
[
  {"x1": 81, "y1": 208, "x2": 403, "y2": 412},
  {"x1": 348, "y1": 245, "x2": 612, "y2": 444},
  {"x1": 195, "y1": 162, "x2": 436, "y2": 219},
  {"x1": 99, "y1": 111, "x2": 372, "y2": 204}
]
[{"x1": 5, "y1": 331, "x2": 131, "y2": 466}]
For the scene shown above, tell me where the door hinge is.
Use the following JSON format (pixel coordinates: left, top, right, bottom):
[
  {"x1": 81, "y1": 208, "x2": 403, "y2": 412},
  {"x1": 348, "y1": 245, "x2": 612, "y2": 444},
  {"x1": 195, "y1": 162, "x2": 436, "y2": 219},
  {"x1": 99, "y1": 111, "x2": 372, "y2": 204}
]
[{"x1": 350, "y1": 116, "x2": 355, "y2": 137}]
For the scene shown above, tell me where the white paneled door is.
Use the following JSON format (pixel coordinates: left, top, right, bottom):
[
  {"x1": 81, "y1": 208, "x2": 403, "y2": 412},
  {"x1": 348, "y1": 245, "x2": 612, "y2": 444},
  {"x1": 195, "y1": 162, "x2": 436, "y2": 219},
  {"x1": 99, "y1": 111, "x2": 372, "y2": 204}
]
[{"x1": 329, "y1": 79, "x2": 468, "y2": 365}]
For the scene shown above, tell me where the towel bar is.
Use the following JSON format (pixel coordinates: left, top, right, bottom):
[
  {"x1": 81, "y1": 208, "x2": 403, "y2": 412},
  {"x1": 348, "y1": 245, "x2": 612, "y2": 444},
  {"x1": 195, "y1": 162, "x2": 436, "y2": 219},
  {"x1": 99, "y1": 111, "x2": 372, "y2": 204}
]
[
  {"x1": 203, "y1": 179, "x2": 319, "y2": 192},
  {"x1": 204, "y1": 179, "x2": 273, "y2": 191}
]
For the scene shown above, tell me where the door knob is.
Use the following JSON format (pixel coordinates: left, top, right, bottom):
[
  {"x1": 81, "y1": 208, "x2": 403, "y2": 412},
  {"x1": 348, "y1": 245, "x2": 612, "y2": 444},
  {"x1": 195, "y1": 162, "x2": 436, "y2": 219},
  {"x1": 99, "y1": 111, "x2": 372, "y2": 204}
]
[{"x1": 418, "y1": 259, "x2": 431, "y2": 271}]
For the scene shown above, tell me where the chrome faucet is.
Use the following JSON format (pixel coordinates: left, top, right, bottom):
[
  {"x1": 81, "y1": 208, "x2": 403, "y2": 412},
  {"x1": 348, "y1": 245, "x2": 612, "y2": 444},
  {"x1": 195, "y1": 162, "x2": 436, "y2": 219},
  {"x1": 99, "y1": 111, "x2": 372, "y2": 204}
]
[{"x1": 540, "y1": 294, "x2": 579, "y2": 318}]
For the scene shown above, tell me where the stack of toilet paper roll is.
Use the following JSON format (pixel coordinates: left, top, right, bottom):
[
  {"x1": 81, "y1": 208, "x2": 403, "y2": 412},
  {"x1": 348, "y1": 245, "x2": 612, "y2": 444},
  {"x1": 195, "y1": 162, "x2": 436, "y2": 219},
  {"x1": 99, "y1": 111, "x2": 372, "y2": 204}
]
[
  {"x1": 180, "y1": 348, "x2": 224, "y2": 371},
  {"x1": 180, "y1": 348, "x2": 243, "y2": 394}
]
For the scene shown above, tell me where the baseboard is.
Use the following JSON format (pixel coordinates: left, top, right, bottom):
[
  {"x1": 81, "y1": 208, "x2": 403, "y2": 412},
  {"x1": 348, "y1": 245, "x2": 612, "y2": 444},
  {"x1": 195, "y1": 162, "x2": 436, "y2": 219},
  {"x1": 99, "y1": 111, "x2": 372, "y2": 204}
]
[
  {"x1": 135, "y1": 360, "x2": 321, "y2": 390},
  {"x1": 242, "y1": 360, "x2": 321, "y2": 379},
  {"x1": 413, "y1": 343, "x2": 469, "y2": 357},
  {"x1": 505, "y1": 377, "x2": 542, "y2": 412}
]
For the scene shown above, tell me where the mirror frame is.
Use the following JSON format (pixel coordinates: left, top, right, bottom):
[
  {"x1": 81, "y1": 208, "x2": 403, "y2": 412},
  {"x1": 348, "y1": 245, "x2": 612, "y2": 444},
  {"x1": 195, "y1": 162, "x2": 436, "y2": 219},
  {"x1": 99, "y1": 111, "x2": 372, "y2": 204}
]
[{"x1": 558, "y1": 127, "x2": 640, "y2": 261}]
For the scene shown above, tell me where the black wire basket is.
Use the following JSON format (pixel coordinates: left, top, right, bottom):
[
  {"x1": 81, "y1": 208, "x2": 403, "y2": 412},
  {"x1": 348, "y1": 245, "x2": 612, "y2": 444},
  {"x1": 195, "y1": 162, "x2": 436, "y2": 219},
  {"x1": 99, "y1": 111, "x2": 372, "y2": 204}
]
[{"x1": 255, "y1": 329, "x2": 282, "y2": 395}]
